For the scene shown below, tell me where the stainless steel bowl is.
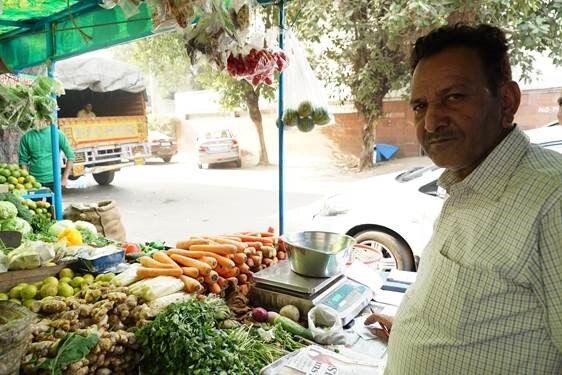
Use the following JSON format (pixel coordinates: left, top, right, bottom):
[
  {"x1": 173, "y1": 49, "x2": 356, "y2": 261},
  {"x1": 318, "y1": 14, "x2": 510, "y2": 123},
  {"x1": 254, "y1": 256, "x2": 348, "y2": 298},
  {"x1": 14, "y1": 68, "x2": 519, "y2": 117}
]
[{"x1": 281, "y1": 231, "x2": 356, "y2": 278}]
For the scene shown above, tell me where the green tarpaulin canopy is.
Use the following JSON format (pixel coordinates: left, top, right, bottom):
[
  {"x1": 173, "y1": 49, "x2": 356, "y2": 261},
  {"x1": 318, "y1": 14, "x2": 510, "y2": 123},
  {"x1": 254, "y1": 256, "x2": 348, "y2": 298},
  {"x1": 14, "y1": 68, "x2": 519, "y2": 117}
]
[{"x1": 0, "y1": 1, "x2": 154, "y2": 71}]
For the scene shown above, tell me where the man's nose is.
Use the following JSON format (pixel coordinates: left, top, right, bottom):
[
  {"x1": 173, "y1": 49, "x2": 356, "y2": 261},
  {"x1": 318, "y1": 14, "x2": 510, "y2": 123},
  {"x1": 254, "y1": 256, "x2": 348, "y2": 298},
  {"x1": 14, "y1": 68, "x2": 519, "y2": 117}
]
[{"x1": 424, "y1": 102, "x2": 448, "y2": 133}]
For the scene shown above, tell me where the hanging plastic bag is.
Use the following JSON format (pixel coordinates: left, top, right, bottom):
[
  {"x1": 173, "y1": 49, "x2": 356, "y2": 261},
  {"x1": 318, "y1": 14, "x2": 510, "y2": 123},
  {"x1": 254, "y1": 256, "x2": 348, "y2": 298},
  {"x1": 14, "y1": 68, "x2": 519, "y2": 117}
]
[
  {"x1": 117, "y1": 0, "x2": 143, "y2": 18},
  {"x1": 282, "y1": 29, "x2": 333, "y2": 132},
  {"x1": 307, "y1": 305, "x2": 346, "y2": 345}
]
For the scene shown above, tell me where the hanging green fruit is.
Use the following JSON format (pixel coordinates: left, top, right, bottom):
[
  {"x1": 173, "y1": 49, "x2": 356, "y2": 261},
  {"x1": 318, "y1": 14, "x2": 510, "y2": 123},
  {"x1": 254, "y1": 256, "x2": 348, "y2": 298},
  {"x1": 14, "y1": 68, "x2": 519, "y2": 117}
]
[
  {"x1": 282, "y1": 109, "x2": 298, "y2": 126},
  {"x1": 312, "y1": 107, "x2": 331, "y2": 125},
  {"x1": 297, "y1": 101, "x2": 313, "y2": 118},
  {"x1": 297, "y1": 117, "x2": 315, "y2": 132}
]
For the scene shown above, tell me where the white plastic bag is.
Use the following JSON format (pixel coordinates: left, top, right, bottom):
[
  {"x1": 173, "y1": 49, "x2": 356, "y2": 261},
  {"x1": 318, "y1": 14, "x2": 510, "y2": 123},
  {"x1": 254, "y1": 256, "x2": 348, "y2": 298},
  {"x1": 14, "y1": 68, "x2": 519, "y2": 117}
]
[
  {"x1": 307, "y1": 305, "x2": 346, "y2": 345},
  {"x1": 282, "y1": 29, "x2": 333, "y2": 132}
]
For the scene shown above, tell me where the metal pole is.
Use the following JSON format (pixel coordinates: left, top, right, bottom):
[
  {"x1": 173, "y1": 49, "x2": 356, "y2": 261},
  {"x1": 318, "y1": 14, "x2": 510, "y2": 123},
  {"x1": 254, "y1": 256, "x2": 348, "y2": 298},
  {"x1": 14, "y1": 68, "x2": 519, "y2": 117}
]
[
  {"x1": 278, "y1": 0, "x2": 285, "y2": 235},
  {"x1": 46, "y1": 23, "x2": 63, "y2": 220}
]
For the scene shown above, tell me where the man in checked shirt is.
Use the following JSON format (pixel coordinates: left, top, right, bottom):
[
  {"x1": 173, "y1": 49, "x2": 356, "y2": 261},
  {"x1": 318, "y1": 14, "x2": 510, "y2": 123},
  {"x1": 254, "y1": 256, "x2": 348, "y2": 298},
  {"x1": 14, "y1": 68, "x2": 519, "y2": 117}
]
[{"x1": 365, "y1": 24, "x2": 562, "y2": 374}]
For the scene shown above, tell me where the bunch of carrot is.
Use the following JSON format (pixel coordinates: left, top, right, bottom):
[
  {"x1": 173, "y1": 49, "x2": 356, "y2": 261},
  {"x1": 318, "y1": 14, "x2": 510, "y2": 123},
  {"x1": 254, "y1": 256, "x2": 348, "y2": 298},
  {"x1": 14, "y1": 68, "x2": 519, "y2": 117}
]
[{"x1": 135, "y1": 229, "x2": 282, "y2": 296}]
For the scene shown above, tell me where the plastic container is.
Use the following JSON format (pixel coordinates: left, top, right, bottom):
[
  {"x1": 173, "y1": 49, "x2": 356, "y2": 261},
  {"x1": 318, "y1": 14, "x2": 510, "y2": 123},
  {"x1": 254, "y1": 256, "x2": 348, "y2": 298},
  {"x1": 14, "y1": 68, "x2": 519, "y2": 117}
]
[{"x1": 0, "y1": 301, "x2": 34, "y2": 375}]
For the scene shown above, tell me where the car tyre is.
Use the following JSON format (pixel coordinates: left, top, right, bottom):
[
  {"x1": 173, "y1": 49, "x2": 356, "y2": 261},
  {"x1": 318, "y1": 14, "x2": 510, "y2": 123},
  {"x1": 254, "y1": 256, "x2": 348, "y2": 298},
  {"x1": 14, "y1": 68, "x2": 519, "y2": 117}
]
[
  {"x1": 93, "y1": 171, "x2": 115, "y2": 186},
  {"x1": 162, "y1": 156, "x2": 172, "y2": 163},
  {"x1": 353, "y1": 229, "x2": 416, "y2": 271}
]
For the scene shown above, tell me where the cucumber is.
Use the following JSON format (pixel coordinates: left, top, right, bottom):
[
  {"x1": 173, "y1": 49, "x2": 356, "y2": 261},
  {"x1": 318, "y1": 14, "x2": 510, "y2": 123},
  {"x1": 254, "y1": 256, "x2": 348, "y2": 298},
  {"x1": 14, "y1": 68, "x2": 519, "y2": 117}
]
[{"x1": 274, "y1": 315, "x2": 313, "y2": 340}]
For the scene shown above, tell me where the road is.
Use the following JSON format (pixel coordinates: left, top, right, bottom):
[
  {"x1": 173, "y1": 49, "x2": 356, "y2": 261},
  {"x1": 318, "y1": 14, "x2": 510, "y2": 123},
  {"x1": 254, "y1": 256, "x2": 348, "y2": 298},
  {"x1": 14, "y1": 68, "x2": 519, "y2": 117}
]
[{"x1": 61, "y1": 153, "x2": 429, "y2": 245}]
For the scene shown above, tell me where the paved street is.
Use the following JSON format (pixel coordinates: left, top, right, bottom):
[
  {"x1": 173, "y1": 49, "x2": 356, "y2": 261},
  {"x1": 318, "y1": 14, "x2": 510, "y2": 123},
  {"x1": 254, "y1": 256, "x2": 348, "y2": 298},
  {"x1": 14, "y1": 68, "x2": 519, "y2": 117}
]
[{"x1": 61, "y1": 153, "x2": 429, "y2": 244}]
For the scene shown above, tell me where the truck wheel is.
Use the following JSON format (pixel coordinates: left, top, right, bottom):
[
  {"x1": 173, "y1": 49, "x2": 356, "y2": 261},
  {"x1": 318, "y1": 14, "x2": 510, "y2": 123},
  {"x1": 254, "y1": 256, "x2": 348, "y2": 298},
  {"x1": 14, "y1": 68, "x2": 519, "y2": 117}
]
[
  {"x1": 93, "y1": 171, "x2": 115, "y2": 186},
  {"x1": 235, "y1": 159, "x2": 242, "y2": 168},
  {"x1": 162, "y1": 156, "x2": 172, "y2": 163}
]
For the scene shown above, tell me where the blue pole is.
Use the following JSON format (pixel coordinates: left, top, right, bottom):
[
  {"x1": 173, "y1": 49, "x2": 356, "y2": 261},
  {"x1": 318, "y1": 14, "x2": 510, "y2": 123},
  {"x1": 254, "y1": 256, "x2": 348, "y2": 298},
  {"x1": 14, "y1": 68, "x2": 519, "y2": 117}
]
[
  {"x1": 46, "y1": 22, "x2": 63, "y2": 220},
  {"x1": 48, "y1": 64, "x2": 63, "y2": 220},
  {"x1": 278, "y1": 0, "x2": 285, "y2": 235}
]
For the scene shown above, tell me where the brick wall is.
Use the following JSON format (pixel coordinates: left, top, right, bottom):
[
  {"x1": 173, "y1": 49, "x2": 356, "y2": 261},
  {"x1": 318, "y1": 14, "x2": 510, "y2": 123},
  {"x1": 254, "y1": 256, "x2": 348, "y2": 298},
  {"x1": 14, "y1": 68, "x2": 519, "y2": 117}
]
[{"x1": 322, "y1": 87, "x2": 561, "y2": 159}]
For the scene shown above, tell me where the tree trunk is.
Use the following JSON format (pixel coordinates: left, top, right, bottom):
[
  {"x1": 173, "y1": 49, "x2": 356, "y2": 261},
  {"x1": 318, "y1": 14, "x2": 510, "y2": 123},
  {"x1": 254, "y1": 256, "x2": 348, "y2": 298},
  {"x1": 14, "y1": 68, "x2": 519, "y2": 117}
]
[
  {"x1": 243, "y1": 83, "x2": 269, "y2": 166},
  {"x1": 0, "y1": 127, "x2": 22, "y2": 163}
]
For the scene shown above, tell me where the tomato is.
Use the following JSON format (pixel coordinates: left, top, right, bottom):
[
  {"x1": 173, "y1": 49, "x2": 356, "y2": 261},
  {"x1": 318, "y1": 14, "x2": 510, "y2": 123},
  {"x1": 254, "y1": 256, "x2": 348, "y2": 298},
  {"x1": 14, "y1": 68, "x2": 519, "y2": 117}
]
[{"x1": 122, "y1": 243, "x2": 141, "y2": 254}]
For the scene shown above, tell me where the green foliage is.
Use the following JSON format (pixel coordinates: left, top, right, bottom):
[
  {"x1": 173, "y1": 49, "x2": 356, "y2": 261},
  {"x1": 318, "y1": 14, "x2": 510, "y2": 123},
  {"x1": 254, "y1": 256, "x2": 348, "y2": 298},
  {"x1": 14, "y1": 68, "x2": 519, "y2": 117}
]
[
  {"x1": 147, "y1": 114, "x2": 180, "y2": 138},
  {"x1": 38, "y1": 333, "x2": 99, "y2": 375},
  {"x1": 293, "y1": 0, "x2": 562, "y2": 169},
  {"x1": 0, "y1": 76, "x2": 64, "y2": 131}
]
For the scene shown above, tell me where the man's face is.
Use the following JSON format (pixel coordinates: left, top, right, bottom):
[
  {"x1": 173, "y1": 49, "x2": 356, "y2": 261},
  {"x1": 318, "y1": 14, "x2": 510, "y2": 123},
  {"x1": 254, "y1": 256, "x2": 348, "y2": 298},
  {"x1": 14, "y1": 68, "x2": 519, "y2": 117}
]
[
  {"x1": 558, "y1": 96, "x2": 562, "y2": 125},
  {"x1": 85, "y1": 104, "x2": 92, "y2": 112},
  {"x1": 410, "y1": 47, "x2": 509, "y2": 176}
]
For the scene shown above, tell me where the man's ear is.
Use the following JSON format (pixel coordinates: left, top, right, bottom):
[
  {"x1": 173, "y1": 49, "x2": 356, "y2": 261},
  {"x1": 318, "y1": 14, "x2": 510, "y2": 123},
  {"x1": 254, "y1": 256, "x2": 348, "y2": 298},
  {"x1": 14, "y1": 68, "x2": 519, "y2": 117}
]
[{"x1": 500, "y1": 81, "x2": 521, "y2": 128}]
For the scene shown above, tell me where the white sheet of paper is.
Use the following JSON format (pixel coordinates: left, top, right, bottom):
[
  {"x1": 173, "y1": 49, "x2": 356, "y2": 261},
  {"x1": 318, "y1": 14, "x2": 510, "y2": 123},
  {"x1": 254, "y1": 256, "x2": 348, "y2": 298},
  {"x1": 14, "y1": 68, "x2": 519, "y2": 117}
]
[
  {"x1": 344, "y1": 262, "x2": 385, "y2": 293},
  {"x1": 387, "y1": 269, "x2": 417, "y2": 284},
  {"x1": 374, "y1": 290, "x2": 405, "y2": 306}
]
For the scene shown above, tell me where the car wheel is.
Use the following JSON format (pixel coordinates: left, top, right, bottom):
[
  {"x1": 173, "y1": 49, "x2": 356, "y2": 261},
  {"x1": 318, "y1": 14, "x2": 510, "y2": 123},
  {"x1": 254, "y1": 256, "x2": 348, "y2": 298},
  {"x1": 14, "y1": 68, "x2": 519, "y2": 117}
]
[
  {"x1": 162, "y1": 156, "x2": 172, "y2": 163},
  {"x1": 352, "y1": 229, "x2": 416, "y2": 271},
  {"x1": 93, "y1": 171, "x2": 115, "y2": 186}
]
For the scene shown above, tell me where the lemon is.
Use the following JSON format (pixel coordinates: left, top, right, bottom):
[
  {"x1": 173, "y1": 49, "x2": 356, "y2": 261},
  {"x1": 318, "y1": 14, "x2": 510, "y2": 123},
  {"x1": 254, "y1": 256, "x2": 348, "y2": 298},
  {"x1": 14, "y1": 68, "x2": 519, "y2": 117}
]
[
  {"x1": 9, "y1": 285, "x2": 25, "y2": 299},
  {"x1": 59, "y1": 277, "x2": 72, "y2": 284},
  {"x1": 58, "y1": 283, "x2": 74, "y2": 298},
  {"x1": 0, "y1": 293, "x2": 8, "y2": 301},
  {"x1": 9, "y1": 299, "x2": 21, "y2": 305},
  {"x1": 70, "y1": 276, "x2": 85, "y2": 288},
  {"x1": 43, "y1": 276, "x2": 59, "y2": 286},
  {"x1": 22, "y1": 299, "x2": 35, "y2": 308},
  {"x1": 98, "y1": 273, "x2": 115, "y2": 282},
  {"x1": 40, "y1": 284, "x2": 58, "y2": 298},
  {"x1": 59, "y1": 268, "x2": 74, "y2": 279},
  {"x1": 17, "y1": 177, "x2": 25, "y2": 184},
  {"x1": 83, "y1": 274, "x2": 94, "y2": 284},
  {"x1": 20, "y1": 285, "x2": 38, "y2": 300}
]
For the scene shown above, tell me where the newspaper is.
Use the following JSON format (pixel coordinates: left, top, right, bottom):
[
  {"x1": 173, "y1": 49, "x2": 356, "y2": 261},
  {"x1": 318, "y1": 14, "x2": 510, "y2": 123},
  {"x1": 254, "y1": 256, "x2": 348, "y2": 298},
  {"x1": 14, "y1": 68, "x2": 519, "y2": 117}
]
[{"x1": 260, "y1": 345, "x2": 384, "y2": 375}]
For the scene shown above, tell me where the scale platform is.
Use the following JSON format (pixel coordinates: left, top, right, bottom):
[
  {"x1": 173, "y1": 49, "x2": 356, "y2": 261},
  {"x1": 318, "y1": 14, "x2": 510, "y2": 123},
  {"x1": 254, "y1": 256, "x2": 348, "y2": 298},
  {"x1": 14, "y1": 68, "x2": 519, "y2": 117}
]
[{"x1": 251, "y1": 261, "x2": 372, "y2": 326}]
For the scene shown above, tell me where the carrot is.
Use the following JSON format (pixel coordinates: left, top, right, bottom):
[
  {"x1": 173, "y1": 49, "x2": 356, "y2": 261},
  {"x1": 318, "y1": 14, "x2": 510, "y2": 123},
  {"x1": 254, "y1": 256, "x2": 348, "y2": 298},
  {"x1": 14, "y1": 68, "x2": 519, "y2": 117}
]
[
  {"x1": 246, "y1": 257, "x2": 255, "y2": 268},
  {"x1": 237, "y1": 235, "x2": 274, "y2": 245},
  {"x1": 217, "y1": 276, "x2": 226, "y2": 287},
  {"x1": 277, "y1": 250, "x2": 287, "y2": 260},
  {"x1": 179, "y1": 275, "x2": 203, "y2": 293},
  {"x1": 245, "y1": 242, "x2": 262, "y2": 250},
  {"x1": 204, "y1": 270, "x2": 219, "y2": 284},
  {"x1": 139, "y1": 256, "x2": 174, "y2": 269},
  {"x1": 137, "y1": 267, "x2": 182, "y2": 278},
  {"x1": 182, "y1": 267, "x2": 199, "y2": 278},
  {"x1": 232, "y1": 253, "x2": 247, "y2": 266},
  {"x1": 153, "y1": 251, "x2": 181, "y2": 269},
  {"x1": 197, "y1": 276, "x2": 205, "y2": 284},
  {"x1": 261, "y1": 246, "x2": 277, "y2": 258},
  {"x1": 176, "y1": 238, "x2": 210, "y2": 250},
  {"x1": 239, "y1": 263, "x2": 250, "y2": 274},
  {"x1": 169, "y1": 254, "x2": 212, "y2": 275},
  {"x1": 217, "y1": 265, "x2": 239, "y2": 278},
  {"x1": 209, "y1": 282, "x2": 222, "y2": 294},
  {"x1": 189, "y1": 244, "x2": 237, "y2": 256},
  {"x1": 251, "y1": 254, "x2": 262, "y2": 266},
  {"x1": 259, "y1": 232, "x2": 276, "y2": 238},
  {"x1": 168, "y1": 249, "x2": 234, "y2": 267},
  {"x1": 207, "y1": 237, "x2": 248, "y2": 251},
  {"x1": 238, "y1": 273, "x2": 248, "y2": 284},
  {"x1": 219, "y1": 235, "x2": 243, "y2": 241},
  {"x1": 199, "y1": 256, "x2": 218, "y2": 268}
]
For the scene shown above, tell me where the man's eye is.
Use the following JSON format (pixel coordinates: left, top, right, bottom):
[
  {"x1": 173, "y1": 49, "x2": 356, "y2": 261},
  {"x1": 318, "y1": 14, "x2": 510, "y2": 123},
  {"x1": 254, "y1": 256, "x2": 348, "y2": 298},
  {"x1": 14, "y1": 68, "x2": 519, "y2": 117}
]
[
  {"x1": 412, "y1": 103, "x2": 426, "y2": 113},
  {"x1": 445, "y1": 93, "x2": 465, "y2": 102}
]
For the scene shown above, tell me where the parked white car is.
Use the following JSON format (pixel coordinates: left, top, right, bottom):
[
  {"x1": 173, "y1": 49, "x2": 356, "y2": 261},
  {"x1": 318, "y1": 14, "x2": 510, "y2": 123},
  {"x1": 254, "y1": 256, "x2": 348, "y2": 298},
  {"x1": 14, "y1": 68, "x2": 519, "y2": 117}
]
[
  {"x1": 196, "y1": 128, "x2": 241, "y2": 168},
  {"x1": 310, "y1": 124, "x2": 562, "y2": 271}
]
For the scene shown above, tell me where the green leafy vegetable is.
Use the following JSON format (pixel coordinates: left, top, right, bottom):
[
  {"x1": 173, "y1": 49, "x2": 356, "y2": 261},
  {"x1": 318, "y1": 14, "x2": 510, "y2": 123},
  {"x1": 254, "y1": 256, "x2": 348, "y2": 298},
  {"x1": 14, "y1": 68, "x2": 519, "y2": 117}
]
[
  {"x1": 38, "y1": 333, "x2": 98, "y2": 375},
  {"x1": 0, "y1": 193, "x2": 33, "y2": 223},
  {"x1": 77, "y1": 227, "x2": 114, "y2": 247},
  {"x1": 137, "y1": 297, "x2": 293, "y2": 375}
]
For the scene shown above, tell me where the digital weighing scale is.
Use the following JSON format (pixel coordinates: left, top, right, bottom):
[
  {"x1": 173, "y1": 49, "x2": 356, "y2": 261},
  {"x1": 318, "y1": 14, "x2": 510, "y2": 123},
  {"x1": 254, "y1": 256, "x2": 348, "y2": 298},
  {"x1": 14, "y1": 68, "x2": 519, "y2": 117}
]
[{"x1": 251, "y1": 261, "x2": 372, "y2": 326}]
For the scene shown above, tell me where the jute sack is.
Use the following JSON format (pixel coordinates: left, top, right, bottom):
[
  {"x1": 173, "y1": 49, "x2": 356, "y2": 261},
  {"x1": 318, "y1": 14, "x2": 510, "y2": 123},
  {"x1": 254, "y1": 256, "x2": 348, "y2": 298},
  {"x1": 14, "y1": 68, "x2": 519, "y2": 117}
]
[{"x1": 63, "y1": 200, "x2": 126, "y2": 242}]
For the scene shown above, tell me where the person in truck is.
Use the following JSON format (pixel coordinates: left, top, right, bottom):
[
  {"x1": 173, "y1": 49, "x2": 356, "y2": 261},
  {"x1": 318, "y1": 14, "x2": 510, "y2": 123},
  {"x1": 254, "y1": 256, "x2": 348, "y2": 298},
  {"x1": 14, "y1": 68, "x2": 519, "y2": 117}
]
[
  {"x1": 365, "y1": 24, "x2": 562, "y2": 374},
  {"x1": 19, "y1": 126, "x2": 75, "y2": 190},
  {"x1": 77, "y1": 103, "x2": 96, "y2": 118}
]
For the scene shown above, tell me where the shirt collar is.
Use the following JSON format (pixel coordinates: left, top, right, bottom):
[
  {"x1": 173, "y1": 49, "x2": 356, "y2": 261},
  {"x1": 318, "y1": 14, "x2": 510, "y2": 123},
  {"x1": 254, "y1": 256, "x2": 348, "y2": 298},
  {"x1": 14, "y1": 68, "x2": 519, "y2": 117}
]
[{"x1": 438, "y1": 126, "x2": 530, "y2": 200}]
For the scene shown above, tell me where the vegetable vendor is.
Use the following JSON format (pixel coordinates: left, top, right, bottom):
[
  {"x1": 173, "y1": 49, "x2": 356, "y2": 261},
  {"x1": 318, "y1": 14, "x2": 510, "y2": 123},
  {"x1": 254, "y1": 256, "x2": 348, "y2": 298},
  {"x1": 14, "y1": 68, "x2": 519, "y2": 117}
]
[
  {"x1": 77, "y1": 103, "x2": 96, "y2": 119},
  {"x1": 18, "y1": 126, "x2": 75, "y2": 189},
  {"x1": 365, "y1": 24, "x2": 562, "y2": 374}
]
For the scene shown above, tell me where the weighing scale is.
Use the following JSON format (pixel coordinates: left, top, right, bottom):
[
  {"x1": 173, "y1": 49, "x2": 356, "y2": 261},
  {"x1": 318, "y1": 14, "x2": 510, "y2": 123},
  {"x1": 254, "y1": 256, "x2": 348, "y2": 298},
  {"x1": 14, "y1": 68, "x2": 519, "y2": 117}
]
[{"x1": 251, "y1": 261, "x2": 372, "y2": 326}]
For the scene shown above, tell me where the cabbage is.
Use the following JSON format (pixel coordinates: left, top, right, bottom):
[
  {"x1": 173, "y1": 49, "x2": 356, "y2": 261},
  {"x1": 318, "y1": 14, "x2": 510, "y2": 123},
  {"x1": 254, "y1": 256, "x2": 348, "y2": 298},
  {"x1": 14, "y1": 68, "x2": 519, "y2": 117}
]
[
  {"x1": 7, "y1": 240, "x2": 55, "y2": 270},
  {"x1": 1, "y1": 217, "x2": 32, "y2": 235},
  {"x1": 74, "y1": 220, "x2": 97, "y2": 235},
  {"x1": 129, "y1": 276, "x2": 185, "y2": 301},
  {"x1": 0, "y1": 201, "x2": 17, "y2": 220},
  {"x1": 48, "y1": 220, "x2": 75, "y2": 237}
]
